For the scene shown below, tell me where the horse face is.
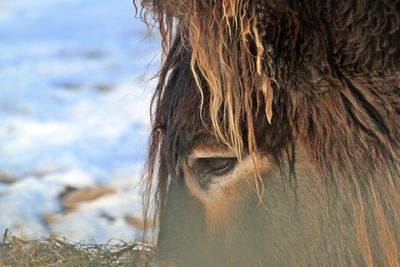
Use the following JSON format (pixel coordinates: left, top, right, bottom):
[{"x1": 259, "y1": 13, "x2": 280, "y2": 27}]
[
  {"x1": 146, "y1": 54, "x2": 400, "y2": 267},
  {"x1": 141, "y1": 1, "x2": 400, "y2": 265},
  {"x1": 151, "y1": 63, "x2": 333, "y2": 266},
  {"x1": 155, "y1": 136, "x2": 335, "y2": 266},
  {"x1": 148, "y1": 60, "x2": 400, "y2": 266}
]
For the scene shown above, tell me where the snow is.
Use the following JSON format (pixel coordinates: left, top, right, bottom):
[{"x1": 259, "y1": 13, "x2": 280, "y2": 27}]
[{"x1": 0, "y1": 0, "x2": 160, "y2": 242}]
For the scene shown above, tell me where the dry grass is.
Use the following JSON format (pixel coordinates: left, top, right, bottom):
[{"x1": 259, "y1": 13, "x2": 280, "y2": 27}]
[{"x1": 0, "y1": 230, "x2": 153, "y2": 267}]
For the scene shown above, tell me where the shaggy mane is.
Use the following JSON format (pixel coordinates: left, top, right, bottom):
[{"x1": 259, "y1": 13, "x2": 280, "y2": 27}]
[{"x1": 137, "y1": 0, "x2": 400, "y2": 158}]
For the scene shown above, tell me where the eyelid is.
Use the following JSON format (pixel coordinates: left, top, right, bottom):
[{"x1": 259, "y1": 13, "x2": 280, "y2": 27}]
[
  {"x1": 188, "y1": 153, "x2": 237, "y2": 167},
  {"x1": 188, "y1": 151, "x2": 236, "y2": 160}
]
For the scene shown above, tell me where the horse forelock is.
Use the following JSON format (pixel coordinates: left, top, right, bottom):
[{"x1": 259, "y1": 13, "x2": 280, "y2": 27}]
[{"x1": 138, "y1": 0, "x2": 274, "y2": 159}]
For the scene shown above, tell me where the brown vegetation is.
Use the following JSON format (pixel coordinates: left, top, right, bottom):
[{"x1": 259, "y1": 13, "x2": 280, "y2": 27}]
[{"x1": 0, "y1": 230, "x2": 152, "y2": 266}]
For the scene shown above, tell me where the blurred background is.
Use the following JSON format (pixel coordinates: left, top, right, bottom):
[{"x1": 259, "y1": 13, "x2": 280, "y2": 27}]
[{"x1": 0, "y1": 0, "x2": 159, "y2": 243}]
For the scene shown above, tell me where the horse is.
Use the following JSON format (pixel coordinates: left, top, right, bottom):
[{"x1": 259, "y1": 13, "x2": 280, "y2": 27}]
[{"x1": 137, "y1": 0, "x2": 400, "y2": 266}]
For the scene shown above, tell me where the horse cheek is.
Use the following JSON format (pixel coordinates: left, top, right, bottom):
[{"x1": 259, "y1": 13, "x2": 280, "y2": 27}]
[{"x1": 156, "y1": 179, "x2": 206, "y2": 266}]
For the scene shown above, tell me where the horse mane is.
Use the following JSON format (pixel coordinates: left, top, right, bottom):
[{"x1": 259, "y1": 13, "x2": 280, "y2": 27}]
[
  {"x1": 137, "y1": 0, "x2": 400, "y2": 265},
  {"x1": 137, "y1": 0, "x2": 400, "y2": 157}
]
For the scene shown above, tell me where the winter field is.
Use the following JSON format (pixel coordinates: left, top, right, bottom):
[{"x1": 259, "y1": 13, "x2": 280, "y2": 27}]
[{"x1": 0, "y1": 0, "x2": 160, "y2": 243}]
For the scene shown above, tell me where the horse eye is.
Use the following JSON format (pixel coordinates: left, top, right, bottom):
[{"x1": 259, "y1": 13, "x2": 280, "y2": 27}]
[{"x1": 195, "y1": 157, "x2": 237, "y2": 177}]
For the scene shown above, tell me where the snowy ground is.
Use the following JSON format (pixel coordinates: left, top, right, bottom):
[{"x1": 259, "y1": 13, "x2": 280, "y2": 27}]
[{"x1": 0, "y1": 0, "x2": 160, "y2": 243}]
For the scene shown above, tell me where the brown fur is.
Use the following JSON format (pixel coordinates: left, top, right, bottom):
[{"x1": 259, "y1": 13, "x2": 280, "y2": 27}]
[{"x1": 136, "y1": 0, "x2": 400, "y2": 266}]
